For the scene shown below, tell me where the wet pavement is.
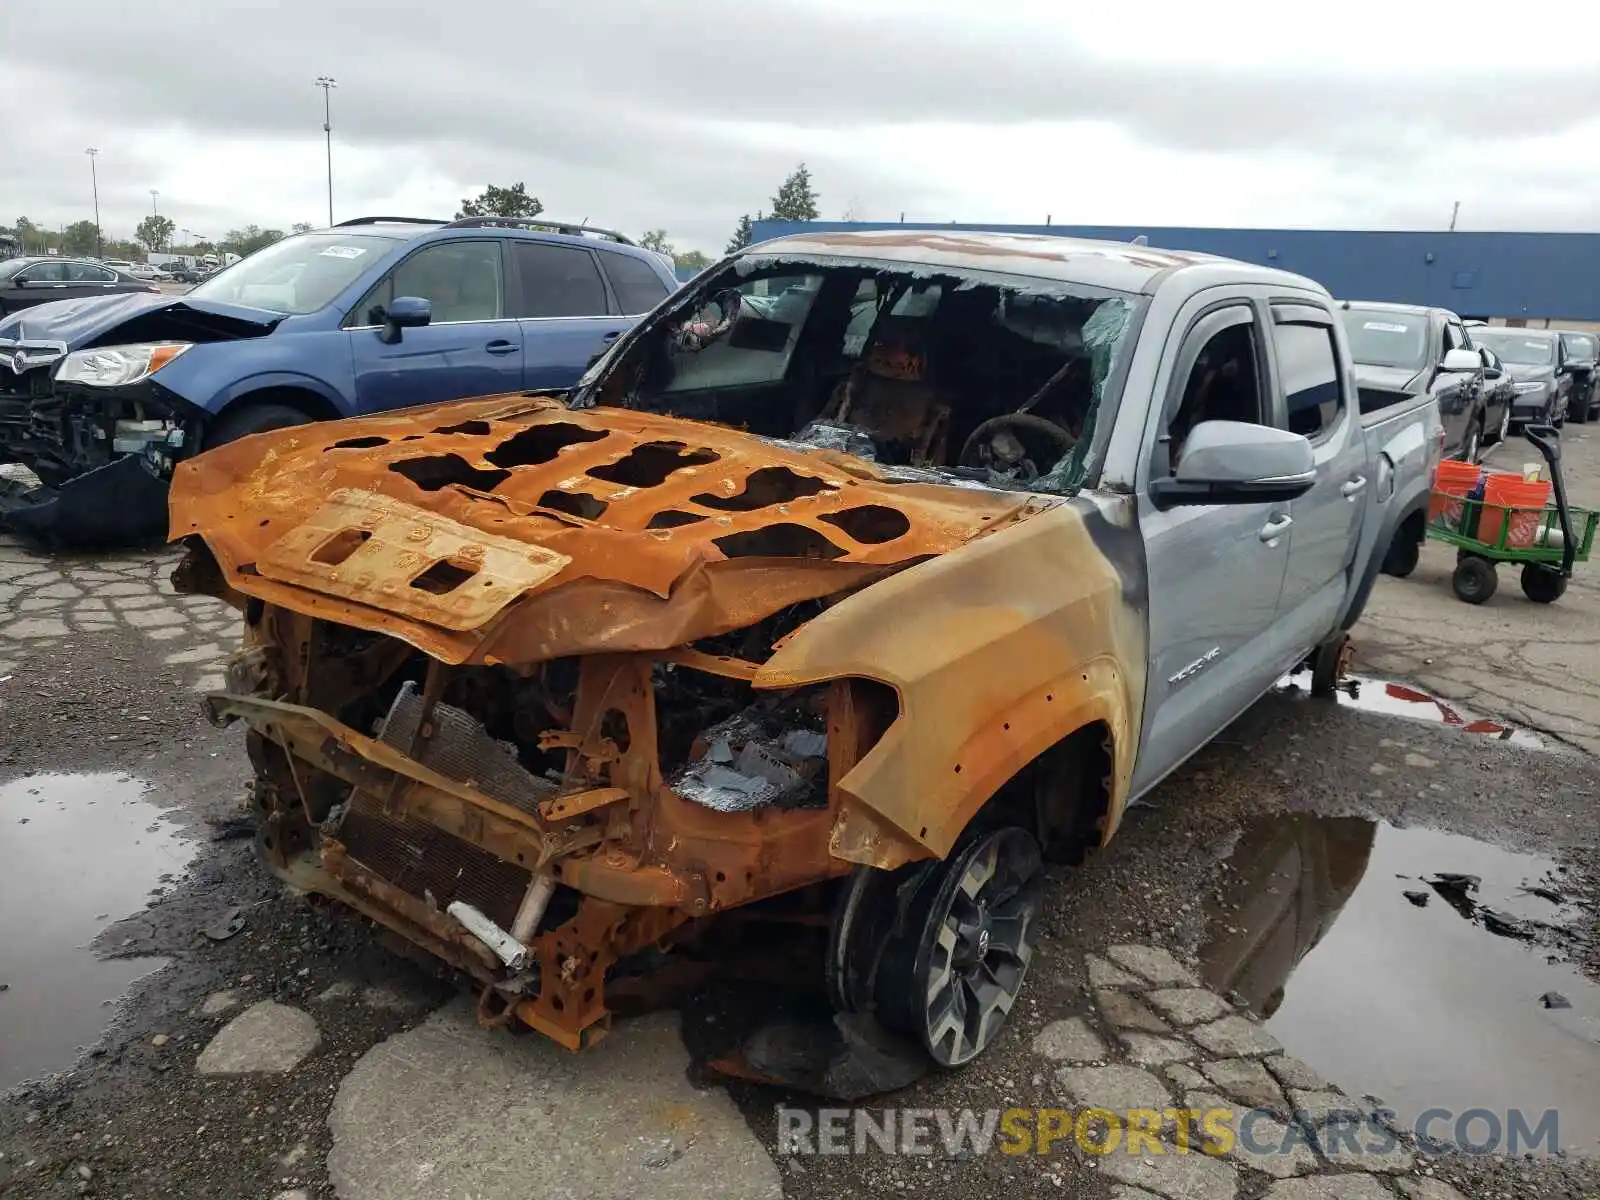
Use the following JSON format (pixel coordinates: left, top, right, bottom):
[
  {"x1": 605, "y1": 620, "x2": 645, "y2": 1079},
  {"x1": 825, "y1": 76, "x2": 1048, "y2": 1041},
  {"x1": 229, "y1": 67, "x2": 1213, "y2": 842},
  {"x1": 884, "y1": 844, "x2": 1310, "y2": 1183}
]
[
  {"x1": 0, "y1": 773, "x2": 193, "y2": 1091},
  {"x1": 1282, "y1": 673, "x2": 1547, "y2": 749},
  {"x1": 1199, "y1": 815, "x2": 1600, "y2": 1156}
]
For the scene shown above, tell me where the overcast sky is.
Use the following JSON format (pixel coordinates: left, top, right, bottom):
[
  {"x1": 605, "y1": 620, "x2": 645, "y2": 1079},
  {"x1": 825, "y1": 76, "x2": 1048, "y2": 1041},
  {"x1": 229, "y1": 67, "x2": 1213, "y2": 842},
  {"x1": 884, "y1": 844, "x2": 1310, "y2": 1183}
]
[{"x1": 5, "y1": 0, "x2": 1600, "y2": 255}]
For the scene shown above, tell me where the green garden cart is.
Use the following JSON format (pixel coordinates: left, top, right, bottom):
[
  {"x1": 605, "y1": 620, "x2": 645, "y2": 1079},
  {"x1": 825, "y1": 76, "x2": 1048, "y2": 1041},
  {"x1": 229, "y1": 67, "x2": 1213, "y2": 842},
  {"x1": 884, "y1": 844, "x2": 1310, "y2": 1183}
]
[{"x1": 1427, "y1": 425, "x2": 1596, "y2": 604}]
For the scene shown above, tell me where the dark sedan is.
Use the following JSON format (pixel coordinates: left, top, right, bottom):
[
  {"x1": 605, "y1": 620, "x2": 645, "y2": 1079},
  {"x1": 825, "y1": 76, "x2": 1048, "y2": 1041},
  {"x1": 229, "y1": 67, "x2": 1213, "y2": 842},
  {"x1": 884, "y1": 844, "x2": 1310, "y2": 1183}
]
[
  {"x1": 1476, "y1": 343, "x2": 1517, "y2": 446},
  {"x1": 0, "y1": 257, "x2": 159, "y2": 316},
  {"x1": 1467, "y1": 327, "x2": 1573, "y2": 431},
  {"x1": 1554, "y1": 329, "x2": 1597, "y2": 423}
]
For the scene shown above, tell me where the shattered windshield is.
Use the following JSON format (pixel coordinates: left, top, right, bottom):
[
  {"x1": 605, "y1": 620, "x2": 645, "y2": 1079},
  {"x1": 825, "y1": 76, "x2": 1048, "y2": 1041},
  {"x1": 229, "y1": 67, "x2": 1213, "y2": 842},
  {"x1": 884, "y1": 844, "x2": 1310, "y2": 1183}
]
[
  {"x1": 575, "y1": 257, "x2": 1140, "y2": 494},
  {"x1": 188, "y1": 233, "x2": 394, "y2": 315}
]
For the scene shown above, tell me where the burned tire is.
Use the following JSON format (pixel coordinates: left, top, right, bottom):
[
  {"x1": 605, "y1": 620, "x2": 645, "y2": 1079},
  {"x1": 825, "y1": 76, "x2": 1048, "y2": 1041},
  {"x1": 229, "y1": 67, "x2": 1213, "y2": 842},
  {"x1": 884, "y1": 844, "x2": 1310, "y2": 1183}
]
[
  {"x1": 205, "y1": 401, "x2": 312, "y2": 449},
  {"x1": 877, "y1": 826, "x2": 1042, "y2": 1067},
  {"x1": 1520, "y1": 564, "x2": 1567, "y2": 604},
  {"x1": 1381, "y1": 534, "x2": 1420, "y2": 578},
  {"x1": 1452, "y1": 555, "x2": 1498, "y2": 604}
]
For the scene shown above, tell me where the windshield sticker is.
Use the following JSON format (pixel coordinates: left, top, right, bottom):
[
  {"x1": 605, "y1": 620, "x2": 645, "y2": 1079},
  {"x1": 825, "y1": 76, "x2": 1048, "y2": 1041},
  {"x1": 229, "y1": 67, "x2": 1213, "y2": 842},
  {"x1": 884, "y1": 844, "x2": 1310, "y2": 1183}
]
[
  {"x1": 1525, "y1": 341, "x2": 1548, "y2": 352},
  {"x1": 1363, "y1": 321, "x2": 1409, "y2": 333},
  {"x1": 319, "y1": 245, "x2": 367, "y2": 260}
]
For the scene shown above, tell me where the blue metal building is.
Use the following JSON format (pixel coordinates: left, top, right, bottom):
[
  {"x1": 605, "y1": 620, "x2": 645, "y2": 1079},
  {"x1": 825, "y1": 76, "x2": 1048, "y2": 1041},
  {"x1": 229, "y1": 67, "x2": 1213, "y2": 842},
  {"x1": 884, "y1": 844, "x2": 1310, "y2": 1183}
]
[{"x1": 748, "y1": 220, "x2": 1600, "y2": 322}]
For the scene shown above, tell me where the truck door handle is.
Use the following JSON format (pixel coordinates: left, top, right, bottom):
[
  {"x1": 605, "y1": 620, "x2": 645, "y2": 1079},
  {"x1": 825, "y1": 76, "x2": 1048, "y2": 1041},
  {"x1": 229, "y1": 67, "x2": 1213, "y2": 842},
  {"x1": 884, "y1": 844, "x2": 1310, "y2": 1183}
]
[
  {"x1": 1258, "y1": 514, "x2": 1292, "y2": 542},
  {"x1": 485, "y1": 339, "x2": 519, "y2": 356},
  {"x1": 1341, "y1": 476, "x2": 1367, "y2": 499}
]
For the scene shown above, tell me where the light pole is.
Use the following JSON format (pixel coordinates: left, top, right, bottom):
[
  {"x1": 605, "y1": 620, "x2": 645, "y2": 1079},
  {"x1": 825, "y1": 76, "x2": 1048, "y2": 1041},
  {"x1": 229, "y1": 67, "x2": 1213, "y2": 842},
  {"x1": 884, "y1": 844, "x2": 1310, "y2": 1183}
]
[
  {"x1": 150, "y1": 190, "x2": 161, "y2": 254},
  {"x1": 315, "y1": 76, "x2": 337, "y2": 227},
  {"x1": 85, "y1": 147, "x2": 102, "y2": 258}
]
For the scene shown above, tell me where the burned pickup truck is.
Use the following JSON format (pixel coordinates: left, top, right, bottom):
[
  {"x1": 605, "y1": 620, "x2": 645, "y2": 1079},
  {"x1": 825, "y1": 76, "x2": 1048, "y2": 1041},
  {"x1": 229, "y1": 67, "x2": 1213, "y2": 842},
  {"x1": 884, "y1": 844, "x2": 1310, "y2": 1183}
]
[{"x1": 171, "y1": 230, "x2": 1440, "y2": 1071}]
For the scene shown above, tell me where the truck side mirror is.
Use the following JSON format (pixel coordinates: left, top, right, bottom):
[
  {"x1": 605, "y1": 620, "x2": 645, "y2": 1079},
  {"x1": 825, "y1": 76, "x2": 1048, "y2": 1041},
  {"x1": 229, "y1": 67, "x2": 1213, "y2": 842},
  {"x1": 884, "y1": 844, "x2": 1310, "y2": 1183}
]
[{"x1": 1150, "y1": 420, "x2": 1316, "y2": 509}]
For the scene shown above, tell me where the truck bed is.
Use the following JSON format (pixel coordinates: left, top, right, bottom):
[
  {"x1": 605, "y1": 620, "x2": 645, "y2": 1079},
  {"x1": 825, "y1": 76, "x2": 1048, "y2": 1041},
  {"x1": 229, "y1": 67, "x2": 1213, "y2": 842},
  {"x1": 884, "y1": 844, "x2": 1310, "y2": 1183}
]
[{"x1": 1359, "y1": 384, "x2": 1431, "y2": 425}]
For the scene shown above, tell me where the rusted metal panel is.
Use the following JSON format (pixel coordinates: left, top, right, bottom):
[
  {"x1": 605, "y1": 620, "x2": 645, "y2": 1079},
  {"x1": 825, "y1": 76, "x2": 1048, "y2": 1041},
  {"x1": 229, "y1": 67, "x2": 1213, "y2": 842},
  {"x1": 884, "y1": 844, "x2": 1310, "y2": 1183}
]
[
  {"x1": 256, "y1": 487, "x2": 570, "y2": 631},
  {"x1": 755, "y1": 502, "x2": 1147, "y2": 860},
  {"x1": 170, "y1": 396, "x2": 1029, "y2": 663}
]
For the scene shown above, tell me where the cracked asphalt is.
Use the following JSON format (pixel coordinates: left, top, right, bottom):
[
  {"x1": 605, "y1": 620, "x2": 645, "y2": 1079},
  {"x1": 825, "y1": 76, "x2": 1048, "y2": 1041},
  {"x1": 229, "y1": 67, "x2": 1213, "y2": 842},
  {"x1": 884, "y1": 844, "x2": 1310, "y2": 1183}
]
[{"x1": 0, "y1": 430, "x2": 1597, "y2": 1200}]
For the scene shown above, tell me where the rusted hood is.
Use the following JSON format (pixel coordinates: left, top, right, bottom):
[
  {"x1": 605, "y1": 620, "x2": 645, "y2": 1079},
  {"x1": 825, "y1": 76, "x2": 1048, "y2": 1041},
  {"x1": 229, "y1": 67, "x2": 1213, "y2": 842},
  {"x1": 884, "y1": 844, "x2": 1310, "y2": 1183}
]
[{"x1": 170, "y1": 394, "x2": 1038, "y2": 664}]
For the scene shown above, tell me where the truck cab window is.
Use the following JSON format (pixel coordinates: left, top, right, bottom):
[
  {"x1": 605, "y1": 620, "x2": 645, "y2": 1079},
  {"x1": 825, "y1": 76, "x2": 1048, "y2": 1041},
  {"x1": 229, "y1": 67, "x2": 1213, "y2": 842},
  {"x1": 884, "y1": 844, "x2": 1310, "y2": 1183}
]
[
  {"x1": 1167, "y1": 320, "x2": 1263, "y2": 465},
  {"x1": 1273, "y1": 323, "x2": 1343, "y2": 441}
]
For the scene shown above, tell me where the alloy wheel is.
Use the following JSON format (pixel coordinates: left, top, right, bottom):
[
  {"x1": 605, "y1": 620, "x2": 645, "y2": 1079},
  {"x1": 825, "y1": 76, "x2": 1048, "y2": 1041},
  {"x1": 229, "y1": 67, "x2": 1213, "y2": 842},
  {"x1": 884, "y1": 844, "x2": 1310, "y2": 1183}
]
[{"x1": 911, "y1": 827, "x2": 1042, "y2": 1066}]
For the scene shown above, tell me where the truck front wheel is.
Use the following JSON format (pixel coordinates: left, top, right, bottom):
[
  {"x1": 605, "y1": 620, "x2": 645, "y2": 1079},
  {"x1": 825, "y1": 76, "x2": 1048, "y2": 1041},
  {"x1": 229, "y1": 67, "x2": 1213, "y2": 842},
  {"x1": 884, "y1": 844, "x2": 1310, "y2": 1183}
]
[{"x1": 876, "y1": 826, "x2": 1042, "y2": 1067}]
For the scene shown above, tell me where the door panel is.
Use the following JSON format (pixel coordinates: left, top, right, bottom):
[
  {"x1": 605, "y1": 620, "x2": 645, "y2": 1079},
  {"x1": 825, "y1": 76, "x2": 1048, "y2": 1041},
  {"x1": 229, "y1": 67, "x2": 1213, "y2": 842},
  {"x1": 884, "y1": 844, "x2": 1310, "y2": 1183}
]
[
  {"x1": 11, "y1": 262, "x2": 87, "y2": 309},
  {"x1": 508, "y1": 240, "x2": 632, "y2": 390},
  {"x1": 1272, "y1": 314, "x2": 1367, "y2": 657},
  {"x1": 1133, "y1": 298, "x2": 1291, "y2": 795},
  {"x1": 349, "y1": 239, "x2": 525, "y2": 413},
  {"x1": 1135, "y1": 497, "x2": 1292, "y2": 794}
]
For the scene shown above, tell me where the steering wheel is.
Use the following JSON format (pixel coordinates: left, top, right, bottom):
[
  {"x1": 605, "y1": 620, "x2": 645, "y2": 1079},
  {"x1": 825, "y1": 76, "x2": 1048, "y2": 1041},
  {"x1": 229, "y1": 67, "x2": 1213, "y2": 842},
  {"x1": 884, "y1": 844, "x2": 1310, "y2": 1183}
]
[
  {"x1": 958, "y1": 413, "x2": 1077, "y2": 474},
  {"x1": 672, "y1": 289, "x2": 743, "y2": 352}
]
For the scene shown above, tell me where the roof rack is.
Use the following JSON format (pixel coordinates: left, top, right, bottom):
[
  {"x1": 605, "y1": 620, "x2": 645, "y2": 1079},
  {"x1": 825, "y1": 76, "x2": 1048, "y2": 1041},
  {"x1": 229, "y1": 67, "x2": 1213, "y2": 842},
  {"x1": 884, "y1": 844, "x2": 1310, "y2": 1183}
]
[
  {"x1": 331, "y1": 216, "x2": 449, "y2": 228},
  {"x1": 441, "y1": 216, "x2": 635, "y2": 245}
]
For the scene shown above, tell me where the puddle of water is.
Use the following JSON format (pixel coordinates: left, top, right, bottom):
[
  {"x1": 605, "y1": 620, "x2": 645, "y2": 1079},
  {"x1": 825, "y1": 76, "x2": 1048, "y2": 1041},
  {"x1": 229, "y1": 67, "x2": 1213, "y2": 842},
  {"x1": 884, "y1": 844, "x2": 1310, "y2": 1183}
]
[
  {"x1": 1199, "y1": 815, "x2": 1600, "y2": 1155},
  {"x1": 0, "y1": 773, "x2": 195, "y2": 1091},
  {"x1": 1280, "y1": 671, "x2": 1546, "y2": 748}
]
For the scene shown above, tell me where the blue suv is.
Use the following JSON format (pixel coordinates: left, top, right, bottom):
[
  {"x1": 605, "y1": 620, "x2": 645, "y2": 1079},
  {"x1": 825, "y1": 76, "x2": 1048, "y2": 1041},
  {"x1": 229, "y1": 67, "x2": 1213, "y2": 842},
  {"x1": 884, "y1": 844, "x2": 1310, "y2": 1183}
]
[{"x1": 0, "y1": 216, "x2": 679, "y2": 543}]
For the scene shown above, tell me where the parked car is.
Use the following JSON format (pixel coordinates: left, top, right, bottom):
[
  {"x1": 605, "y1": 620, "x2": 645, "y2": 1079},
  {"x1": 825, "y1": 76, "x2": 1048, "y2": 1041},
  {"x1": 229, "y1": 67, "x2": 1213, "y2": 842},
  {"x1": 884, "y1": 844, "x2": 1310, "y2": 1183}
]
[
  {"x1": 0, "y1": 216, "x2": 679, "y2": 543},
  {"x1": 125, "y1": 262, "x2": 172, "y2": 282},
  {"x1": 99, "y1": 259, "x2": 137, "y2": 274},
  {"x1": 0, "y1": 256, "x2": 158, "y2": 316},
  {"x1": 170, "y1": 229, "x2": 1442, "y2": 1071},
  {"x1": 168, "y1": 263, "x2": 209, "y2": 284},
  {"x1": 1464, "y1": 327, "x2": 1574, "y2": 430},
  {"x1": 1553, "y1": 329, "x2": 1598, "y2": 423},
  {"x1": 1475, "y1": 343, "x2": 1517, "y2": 446},
  {"x1": 1337, "y1": 301, "x2": 1488, "y2": 462}
]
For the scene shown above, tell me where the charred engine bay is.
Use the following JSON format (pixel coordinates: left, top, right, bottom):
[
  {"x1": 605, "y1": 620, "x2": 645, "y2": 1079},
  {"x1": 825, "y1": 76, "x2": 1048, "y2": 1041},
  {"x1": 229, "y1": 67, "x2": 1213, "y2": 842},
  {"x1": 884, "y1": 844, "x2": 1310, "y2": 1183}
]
[
  {"x1": 224, "y1": 591, "x2": 894, "y2": 1048},
  {"x1": 271, "y1": 600, "x2": 837, "y2": 823}
]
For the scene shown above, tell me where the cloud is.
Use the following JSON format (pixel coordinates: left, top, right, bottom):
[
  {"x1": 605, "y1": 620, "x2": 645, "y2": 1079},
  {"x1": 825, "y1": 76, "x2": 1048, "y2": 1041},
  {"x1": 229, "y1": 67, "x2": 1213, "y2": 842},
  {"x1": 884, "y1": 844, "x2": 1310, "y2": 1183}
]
[{"x1": 4, "y1": 0, "x2": 1599, "y2": 253}]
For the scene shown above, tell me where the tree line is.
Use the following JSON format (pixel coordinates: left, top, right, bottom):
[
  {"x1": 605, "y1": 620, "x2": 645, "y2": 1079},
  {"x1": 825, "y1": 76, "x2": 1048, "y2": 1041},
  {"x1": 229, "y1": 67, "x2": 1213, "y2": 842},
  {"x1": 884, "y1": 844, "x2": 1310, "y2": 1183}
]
[
  {"x1": 4, "y1": 164, "x2": 825, "y2": 267},
  {"x1": 4, "y1": 217, "x2": 310, "y2": 261},
  {"x1": 453, "y1": 162, "x2": 822, "y2": 269}
]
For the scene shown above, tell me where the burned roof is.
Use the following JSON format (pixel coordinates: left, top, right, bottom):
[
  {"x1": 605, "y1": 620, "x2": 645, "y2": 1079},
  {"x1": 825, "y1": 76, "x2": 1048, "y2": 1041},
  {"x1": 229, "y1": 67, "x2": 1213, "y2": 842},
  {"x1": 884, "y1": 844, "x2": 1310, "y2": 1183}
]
[{"x1": 746, "y1": 229, "x2": 1227, "y2": 295}]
